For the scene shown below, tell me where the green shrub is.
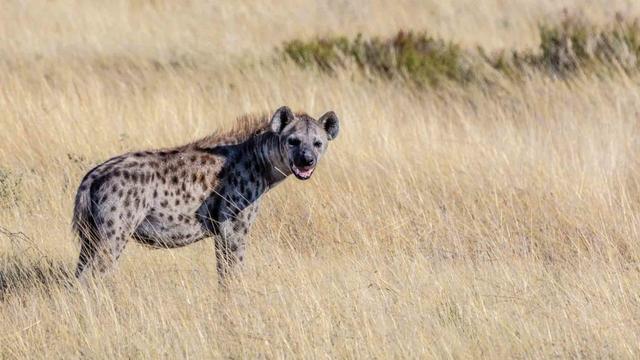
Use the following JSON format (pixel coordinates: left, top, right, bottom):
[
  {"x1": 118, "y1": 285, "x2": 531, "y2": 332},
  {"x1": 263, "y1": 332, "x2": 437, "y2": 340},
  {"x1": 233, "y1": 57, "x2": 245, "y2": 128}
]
[
  {"x1": 0, "y1": 168, "x2": 22, "y2": 208},
  {"x1": 282, "y1": 37, "x2": 352, "y2": 71},
  {"x1": 486, "y1": 15, "x2": 640, "y2": 75},
  {"x1": 282, "y1": 15, "x2": 640, "y2": 86},
  {"x1": 282, "y1": 31, "x2": 473, "y2": 87}
]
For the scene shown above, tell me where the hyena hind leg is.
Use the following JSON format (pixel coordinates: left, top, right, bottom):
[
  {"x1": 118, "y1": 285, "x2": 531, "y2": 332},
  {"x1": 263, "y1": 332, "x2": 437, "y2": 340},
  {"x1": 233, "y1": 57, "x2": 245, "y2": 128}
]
[{"x1": 75, "y1": 225, "x2": 131, "y2": 282}]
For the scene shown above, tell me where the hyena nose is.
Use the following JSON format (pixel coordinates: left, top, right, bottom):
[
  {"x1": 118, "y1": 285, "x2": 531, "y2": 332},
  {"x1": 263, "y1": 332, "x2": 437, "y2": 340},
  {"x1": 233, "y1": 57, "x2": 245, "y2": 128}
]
[{"x1": 301, "y1": 152, "x2": 315, "y2": 167}]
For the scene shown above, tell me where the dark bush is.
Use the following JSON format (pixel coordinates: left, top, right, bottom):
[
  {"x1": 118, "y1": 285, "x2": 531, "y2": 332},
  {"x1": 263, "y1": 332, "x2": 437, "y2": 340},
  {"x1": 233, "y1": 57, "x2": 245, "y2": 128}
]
[
  {"x1": 485, "y1": 15, "x2": 640, "y2": 75},
  {"x1": 282, "y1": 15, "x2": 640, "y2": 86},
  {"x1": 0, "y1": 168, "x2": 21, "y2": 208},
  {"x1": 282, "y1": 31, "x2": 473, "y2": 87}
]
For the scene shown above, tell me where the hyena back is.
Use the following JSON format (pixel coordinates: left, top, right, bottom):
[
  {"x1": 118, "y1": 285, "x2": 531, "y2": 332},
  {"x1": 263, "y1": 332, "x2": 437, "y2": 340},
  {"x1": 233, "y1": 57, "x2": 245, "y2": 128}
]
[{"x1": 72, "y1": 106, "x2": 339, "y2": 283}]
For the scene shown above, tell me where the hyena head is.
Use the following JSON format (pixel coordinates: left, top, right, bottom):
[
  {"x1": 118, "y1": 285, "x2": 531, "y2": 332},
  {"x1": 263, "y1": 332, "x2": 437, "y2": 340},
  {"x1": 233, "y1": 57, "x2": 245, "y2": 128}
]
[{"x1": 269, "y1": 106, "x2": 340, "y2": 180}]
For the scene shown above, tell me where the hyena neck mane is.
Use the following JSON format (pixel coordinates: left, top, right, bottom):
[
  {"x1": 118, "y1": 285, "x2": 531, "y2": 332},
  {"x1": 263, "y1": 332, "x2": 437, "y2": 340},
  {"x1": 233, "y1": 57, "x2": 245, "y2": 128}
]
[{"x1": 192, "y1": 113, "x2": 291, "y2": 188}]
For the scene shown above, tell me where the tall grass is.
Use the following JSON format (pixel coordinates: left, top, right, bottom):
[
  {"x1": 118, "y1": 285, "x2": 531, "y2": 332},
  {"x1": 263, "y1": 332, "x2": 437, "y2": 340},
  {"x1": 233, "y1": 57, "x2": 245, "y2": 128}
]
[{"x1": 2, "y1": 0, "x2": 640, "y2": 358}]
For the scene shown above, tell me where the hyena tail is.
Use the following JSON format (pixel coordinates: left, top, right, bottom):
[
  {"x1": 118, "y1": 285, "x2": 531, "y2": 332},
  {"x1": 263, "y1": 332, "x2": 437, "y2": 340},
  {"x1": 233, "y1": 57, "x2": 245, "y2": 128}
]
[
  {"x1": 71, "y1": 160, "x2": 108, "y2": 236},
  {"x1": 71, "y1": 169, "x2": 102, "y2": 278},
  {"x1": 71, "y1": 178, "x2": 94, "y2": 237}
]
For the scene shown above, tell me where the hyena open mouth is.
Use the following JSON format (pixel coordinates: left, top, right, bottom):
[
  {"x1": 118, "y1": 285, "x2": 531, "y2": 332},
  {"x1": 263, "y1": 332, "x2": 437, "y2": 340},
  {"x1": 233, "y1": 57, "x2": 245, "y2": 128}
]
[{"x1": 290, "y1": 163, "x2": 315, "y2": 180}]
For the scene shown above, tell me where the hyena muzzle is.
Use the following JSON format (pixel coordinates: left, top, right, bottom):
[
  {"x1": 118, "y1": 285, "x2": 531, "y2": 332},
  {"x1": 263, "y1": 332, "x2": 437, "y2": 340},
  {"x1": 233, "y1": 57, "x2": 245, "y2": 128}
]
[{"x1": 72, "y1": 106, "x2": 339, "y2": 284}]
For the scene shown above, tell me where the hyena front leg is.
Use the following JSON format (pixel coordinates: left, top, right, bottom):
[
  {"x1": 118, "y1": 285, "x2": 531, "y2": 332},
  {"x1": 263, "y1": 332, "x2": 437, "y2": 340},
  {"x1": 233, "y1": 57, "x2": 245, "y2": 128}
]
[
  {"x1": 214, "y1": 219, "x2": 248, "y2": 286},
  {"x1": 212, "y1": 201, "x2": 260, "y2": 286}
]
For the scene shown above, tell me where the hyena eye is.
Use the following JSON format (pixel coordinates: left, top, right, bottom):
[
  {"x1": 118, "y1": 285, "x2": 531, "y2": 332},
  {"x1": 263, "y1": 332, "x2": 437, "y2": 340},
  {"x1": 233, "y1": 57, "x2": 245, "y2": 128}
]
[
  {"x1": 287, "y1": 138, "x2": 301, "y2": 146},
  {"x1": 313, "y1": 141, "x2": 322, "y2": 148}
]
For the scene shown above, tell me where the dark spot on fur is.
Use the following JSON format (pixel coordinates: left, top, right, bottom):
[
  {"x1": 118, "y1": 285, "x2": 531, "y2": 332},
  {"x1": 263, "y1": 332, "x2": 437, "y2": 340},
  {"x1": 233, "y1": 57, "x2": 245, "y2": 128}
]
[
  {"x1": 175, "y1": 199, "x2": 180, "y2": 205},
  {"x1": 171, "y1": 175, "x2": 178, "y2": 185},
  {"x1": 106, "y1": 219, "x2": 114, "y2": 227},
  {"x1": 110, "y1": 206, "x2": 116, "y2": 212},
  {"x1": 160, "y1": 200, "x2": 168, "y2": 208},
  {"x1": 198, "y1": 174, "x2": 207, "y2": 191},
  {"x1": 153, "y1": 189, "x2": 158, "y2": 198},
  {"x1": 168, "y1": 215, "x2": 173, "y2": 221}
]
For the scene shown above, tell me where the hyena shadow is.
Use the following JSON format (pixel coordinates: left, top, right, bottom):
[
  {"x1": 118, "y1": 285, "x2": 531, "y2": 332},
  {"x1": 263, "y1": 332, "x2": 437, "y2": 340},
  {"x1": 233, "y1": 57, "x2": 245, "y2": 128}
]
[
  {"x1": 0, "y1": 256, "x2": 73, "y2": 299},
  {"x1": 0, "y1": 227, "x2": 73, "y2": 299}
]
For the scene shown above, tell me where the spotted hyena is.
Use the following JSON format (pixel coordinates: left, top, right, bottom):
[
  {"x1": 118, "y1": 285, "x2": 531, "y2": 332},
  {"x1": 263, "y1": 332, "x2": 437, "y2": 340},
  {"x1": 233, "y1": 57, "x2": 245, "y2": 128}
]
[{"x1": 72, "y1": 106, "x2": 339, "y2": 283}]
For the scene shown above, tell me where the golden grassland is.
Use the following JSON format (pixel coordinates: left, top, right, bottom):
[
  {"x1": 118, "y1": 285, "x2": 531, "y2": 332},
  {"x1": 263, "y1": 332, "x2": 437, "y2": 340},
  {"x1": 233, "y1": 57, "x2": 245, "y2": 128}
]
[{"x1": 3, "y1": 0, "x2": 640, "y2": 358}]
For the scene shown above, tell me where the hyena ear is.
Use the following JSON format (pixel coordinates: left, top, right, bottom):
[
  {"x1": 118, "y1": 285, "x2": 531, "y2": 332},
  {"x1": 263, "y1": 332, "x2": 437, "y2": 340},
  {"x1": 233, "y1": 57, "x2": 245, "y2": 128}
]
[
  {"x1": 270, "y1": 106, "x2": 295, "y2": 134},
  {"x1": 318, "y1": 111, "x2": 339, "y2": 140}
]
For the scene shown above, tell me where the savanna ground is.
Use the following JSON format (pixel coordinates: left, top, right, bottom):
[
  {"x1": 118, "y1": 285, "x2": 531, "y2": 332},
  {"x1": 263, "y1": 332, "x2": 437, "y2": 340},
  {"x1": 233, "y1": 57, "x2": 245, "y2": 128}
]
[{"x1": 2, "y1": 0, "x2": 640, "y2": 358}]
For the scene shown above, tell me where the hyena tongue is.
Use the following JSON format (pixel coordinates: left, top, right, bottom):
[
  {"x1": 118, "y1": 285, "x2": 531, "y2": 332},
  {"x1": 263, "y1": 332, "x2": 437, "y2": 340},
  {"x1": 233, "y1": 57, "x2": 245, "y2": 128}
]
[{"x1": 294, "y1": 166, "x2": 314, "y2": 178}]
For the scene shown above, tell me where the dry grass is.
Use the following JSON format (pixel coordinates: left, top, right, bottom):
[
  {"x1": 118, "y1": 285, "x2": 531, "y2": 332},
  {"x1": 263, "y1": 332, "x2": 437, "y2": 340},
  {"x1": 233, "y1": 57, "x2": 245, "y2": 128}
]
[{"x1": 2, "y1": 0, "x2": 640, "y2": 358}]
